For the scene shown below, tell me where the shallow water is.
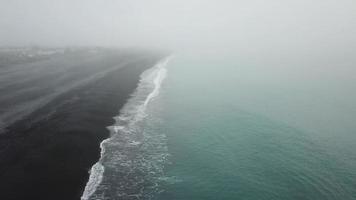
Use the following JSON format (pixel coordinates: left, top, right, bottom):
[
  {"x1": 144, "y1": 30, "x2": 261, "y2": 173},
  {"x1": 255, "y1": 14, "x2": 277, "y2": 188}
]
[{"x1": 82, "y1": 57, "x2": 172, "y2": 200}]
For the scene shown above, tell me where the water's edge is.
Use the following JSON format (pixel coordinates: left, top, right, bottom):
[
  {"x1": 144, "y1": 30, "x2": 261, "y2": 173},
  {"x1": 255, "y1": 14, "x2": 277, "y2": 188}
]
[{"x1": 81, "y1": 56, "x2": 172, "y2": 200}]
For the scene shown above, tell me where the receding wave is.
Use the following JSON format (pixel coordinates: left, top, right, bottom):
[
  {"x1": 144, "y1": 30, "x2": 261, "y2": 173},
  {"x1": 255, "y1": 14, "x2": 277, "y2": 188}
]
[{"x1": 81, "y1": 56, "x2": 172, "y2": 200}]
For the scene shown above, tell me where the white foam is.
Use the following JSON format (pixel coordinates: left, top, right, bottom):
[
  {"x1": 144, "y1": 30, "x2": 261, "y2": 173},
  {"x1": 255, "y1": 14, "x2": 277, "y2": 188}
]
[
  {"x1": 81, "y1": 137, "x2": 111, "y2": 200},
  {"x1": 128, "y1": 140, "x2": 141, "y2": 146},
  {"x1": 143, "y1": 59, "x2": 169, "y2": 108},
  {"x1": 106, "y1": 125, "x2": 125, "y2": 133},
  {"x1": 81, "y1": 163, "x2": 105, "y2": 200},
  {"x1": 80, "y1": 56, "x2": 172, "y2": 200}
]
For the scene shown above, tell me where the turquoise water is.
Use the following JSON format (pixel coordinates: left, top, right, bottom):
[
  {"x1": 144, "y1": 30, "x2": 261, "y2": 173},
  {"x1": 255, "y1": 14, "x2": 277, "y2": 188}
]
[{"x1": 145, "y1": 57, "x2": 356, "y2": 200}]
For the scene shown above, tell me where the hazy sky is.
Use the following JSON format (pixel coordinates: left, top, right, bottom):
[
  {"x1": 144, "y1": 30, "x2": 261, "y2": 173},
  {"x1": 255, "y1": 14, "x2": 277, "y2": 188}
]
[{"x1": 0, "y1": 0, "x2": 355, "y2": 56}]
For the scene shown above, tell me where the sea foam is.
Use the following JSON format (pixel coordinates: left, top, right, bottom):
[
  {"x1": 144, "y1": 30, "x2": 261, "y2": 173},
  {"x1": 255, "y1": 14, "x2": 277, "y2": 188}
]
[{"x1": 81, "y1": 56, "x2": 172, "y2": 200}]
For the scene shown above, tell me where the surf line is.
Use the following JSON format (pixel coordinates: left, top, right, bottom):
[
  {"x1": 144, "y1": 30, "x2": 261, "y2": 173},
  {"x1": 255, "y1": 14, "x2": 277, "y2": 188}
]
[{"x1": 81, "y1": 56, "x2": 172, "y2": 200}]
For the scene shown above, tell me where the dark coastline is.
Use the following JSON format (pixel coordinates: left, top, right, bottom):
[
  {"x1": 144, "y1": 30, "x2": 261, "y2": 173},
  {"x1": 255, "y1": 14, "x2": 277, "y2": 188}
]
[{"x1": 0, "y1": 48, "x2": 163, "y2": 200}]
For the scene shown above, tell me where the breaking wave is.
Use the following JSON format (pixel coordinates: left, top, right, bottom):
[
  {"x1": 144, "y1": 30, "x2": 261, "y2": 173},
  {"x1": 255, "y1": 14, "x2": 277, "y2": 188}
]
[{"x1": 81, "y1": 56, "x2": 172, "y2": 200}]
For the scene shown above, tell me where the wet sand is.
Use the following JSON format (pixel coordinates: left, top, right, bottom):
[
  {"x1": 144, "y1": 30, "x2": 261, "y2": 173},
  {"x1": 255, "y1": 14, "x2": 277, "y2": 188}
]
[{"x1": 0, "y1": 48, "x2": 163, "y2": 200}]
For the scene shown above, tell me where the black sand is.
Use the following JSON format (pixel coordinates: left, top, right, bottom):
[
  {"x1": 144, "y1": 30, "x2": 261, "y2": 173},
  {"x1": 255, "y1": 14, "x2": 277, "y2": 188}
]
[{"x1": 0, "y1": 48, "x2": 163, "y2": 200}]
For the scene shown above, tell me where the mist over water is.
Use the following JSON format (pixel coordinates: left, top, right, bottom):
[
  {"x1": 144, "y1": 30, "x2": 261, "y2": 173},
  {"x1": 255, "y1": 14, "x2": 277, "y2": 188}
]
[
  {"x1": 1, "y1": 0, "x2": 356, "y2": 199},
  {"x1": 1, "y1": 0, "x2": 355, "y2": 53},
  {"x1": 2, "y1": 0, "x2": 355, "y2": 88}
]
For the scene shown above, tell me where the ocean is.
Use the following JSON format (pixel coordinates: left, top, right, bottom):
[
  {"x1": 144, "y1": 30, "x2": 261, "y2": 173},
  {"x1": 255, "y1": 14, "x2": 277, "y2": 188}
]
[
  {"x1": 84, "y1": 55, "x2": 356, "y2": 199},
  {"x1": 1, "y1": 48, "x2": 355, "y2": 200}
]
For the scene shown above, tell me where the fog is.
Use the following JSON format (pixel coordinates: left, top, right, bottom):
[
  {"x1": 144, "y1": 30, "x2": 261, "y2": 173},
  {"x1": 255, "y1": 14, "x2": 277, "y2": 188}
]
[{"x1": 0, "y1": 0, "x2": 355, "y2": 54}]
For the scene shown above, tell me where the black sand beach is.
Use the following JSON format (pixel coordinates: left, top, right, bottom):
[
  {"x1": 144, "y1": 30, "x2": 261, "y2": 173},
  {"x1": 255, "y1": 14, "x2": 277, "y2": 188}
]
[{"x1": 0, "y1": 48, "x2": 163, "y2": 200}]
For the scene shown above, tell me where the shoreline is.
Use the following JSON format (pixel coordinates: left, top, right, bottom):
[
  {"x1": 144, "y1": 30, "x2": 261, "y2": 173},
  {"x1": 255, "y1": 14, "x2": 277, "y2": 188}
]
[{"x1": 81, "y1": 56, "x2": 171, "y2": 199}]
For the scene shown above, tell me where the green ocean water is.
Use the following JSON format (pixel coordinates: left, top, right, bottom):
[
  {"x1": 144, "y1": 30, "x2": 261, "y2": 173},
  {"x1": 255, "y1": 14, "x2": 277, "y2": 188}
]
[{"x1": 147, "y1": 56, "x2": 356, "y2": 200}]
